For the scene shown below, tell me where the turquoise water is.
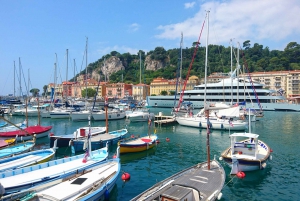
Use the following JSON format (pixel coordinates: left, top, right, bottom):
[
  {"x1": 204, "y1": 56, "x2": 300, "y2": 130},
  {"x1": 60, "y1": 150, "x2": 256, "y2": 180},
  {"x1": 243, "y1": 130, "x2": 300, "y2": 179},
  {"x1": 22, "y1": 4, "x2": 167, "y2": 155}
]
[{"x1": 4, "y1": 108, "x2": 300, "y2": 200}]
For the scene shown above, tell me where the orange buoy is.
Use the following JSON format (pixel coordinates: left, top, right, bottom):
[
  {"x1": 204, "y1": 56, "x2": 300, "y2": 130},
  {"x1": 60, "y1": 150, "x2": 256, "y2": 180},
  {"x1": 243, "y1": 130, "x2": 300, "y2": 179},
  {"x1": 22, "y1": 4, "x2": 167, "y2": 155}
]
[
  {"x1": 166, "y1": 137, "x2": 170, "y2": 142},
  {"x1": 121, "y1": 172, "x2": 131, "y2": 181},
  {"x1": 236, "y1": 171, "x2": 246, "y2": 178}
]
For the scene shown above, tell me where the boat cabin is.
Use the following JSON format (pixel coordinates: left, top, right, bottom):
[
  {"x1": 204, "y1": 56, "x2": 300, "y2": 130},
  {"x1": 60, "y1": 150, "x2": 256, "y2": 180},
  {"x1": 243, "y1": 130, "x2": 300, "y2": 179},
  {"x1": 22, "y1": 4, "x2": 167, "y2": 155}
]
[{"x1": 230, "y1": 133, "x2": 259, "y2": 158}]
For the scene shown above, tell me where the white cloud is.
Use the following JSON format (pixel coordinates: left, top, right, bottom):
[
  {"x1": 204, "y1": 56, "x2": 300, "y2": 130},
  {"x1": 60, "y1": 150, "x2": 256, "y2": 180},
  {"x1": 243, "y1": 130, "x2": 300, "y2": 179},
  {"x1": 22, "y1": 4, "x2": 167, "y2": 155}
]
[
  {"x1": 156, "y1": 0, "x2": 300, "y2": 49},
  {"x1": 185, "y1": 2, "x2": 196, "y2": 9},
  {"x1": 128, "y1": 23, "x2": 140, "y2": 32}
]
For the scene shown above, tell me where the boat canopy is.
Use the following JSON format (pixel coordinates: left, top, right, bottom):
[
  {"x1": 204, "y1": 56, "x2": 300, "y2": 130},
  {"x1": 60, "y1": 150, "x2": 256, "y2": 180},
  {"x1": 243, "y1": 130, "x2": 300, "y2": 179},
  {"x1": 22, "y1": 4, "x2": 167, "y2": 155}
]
[{"x1": 230, "y1": 133, "x2": 259, "y2": 138}]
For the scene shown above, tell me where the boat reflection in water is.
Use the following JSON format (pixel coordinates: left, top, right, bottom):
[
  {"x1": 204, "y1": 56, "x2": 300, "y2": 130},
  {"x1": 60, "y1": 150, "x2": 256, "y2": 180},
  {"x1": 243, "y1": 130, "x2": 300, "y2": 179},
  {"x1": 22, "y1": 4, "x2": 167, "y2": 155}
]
[{"x1": 120, "y1": 146, "x2": 156, "y2": 164}]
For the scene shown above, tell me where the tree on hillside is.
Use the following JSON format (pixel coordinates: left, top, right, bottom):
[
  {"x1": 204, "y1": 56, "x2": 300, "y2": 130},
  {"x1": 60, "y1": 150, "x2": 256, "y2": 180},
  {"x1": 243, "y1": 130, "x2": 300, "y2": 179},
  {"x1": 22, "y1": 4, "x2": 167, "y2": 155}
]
[
  {"x1": 81, "y1": 88, "x2": 97, "y2": 98},
  {"x1": 42, "y1": 85, "x2": 48, "y2": 96},
  {"x1": 30, "y1": 88, "x2": 40, "y2": 97},
  {"x1": 160, "y1": 90, "x2": 168, "y2": 95}
]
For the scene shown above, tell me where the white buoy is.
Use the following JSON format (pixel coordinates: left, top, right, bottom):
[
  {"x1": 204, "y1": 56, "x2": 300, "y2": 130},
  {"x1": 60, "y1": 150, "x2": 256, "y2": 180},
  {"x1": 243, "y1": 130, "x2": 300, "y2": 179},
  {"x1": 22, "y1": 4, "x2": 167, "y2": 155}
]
[{"x1": 217, "y1": 192, "x2": 223, "y2": 200}]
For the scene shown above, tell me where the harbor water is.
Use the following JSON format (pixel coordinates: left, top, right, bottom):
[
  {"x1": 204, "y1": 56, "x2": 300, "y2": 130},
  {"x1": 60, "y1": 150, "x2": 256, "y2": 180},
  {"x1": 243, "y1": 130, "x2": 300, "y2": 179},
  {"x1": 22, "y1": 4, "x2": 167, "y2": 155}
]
[{"x1": 4, "y1": 108, "x2": 300, "y2": 200}]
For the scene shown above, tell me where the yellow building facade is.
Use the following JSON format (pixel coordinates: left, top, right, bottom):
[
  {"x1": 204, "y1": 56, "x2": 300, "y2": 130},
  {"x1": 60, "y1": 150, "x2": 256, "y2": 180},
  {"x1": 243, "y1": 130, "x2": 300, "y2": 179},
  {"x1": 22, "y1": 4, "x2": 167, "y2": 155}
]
[{"x1": 150, "y1": 76, "x2": 199, "y2": 95}]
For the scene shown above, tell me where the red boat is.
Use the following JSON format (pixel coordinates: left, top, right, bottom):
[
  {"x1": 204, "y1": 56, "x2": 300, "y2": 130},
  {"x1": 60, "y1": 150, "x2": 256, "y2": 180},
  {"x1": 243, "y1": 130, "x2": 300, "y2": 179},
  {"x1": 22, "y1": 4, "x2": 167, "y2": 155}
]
[{"x1": 0, "y1": 125, "x2": 52, "y2": 141}]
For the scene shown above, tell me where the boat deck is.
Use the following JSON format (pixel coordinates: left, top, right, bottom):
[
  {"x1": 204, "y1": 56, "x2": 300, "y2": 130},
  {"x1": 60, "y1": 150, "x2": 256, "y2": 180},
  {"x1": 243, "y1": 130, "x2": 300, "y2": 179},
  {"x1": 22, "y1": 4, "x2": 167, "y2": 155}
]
[
  {"x1": 0, "y1": 155, "x2": 42, "y2": 170},
  {"x1": 154, "y1": 115, "x2": 176, "y2": 126},
  {"x1": 122, "y1": 136, "x2": 156, "y2": 145},
  {"x1": 132, "y1": 160, "x2": 225, "y2": 201},
  {"x1": 34, "y1": 160, "x2": 119, "y2": 200}
]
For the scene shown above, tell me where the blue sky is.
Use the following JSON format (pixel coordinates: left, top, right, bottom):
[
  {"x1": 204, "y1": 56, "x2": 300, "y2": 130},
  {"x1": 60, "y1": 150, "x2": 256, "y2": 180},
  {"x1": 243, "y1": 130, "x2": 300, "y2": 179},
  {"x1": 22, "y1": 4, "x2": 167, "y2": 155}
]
[{"x1": 1, "y1": 0, "x2": 299, "y2": 96}]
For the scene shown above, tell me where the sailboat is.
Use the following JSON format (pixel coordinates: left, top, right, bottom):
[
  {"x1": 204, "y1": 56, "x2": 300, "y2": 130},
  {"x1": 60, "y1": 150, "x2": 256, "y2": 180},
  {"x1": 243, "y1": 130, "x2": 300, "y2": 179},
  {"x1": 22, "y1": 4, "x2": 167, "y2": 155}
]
[
  {"x1": 131, "y1": 13, "x2": 225, "y2": 201},
  {"x1": 175, "y1": 13, "x2": 248, "y2": 131}
]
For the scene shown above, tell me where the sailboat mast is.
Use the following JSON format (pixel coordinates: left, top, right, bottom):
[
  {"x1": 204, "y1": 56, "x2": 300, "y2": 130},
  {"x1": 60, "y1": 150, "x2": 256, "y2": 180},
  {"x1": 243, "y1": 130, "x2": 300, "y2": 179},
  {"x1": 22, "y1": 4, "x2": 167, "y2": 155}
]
[
  {"x1": 139, "y1": 51, "x2": 142, "y2": 101},
  {"x1": 14, "y1": 61, "x2": 16, "y2": 97},
  {"x1": 230, "y1": 39, "x2": 233, "y2": 105},
  {"x1": 139, "y1": 51, "x2": 141, "y2": 84},
  {"x1": 205, "y1": 11, "x2": 210, "y2": 170},
  {"x1": 85, "y1": 37, "x2": 88, "y2": 100},
  {"x1": 204, "y1": 14, "x2": 209, "y2": 106},
  {"x1": 74, "y1": 59, "x2": 76, "y2": 97},
  {"x1": 66, "y1": 49, "x2": 68, "y2": 102},
  {"x1": 180, "y1": 32, "x2": 183, "y2": 93},
  {"x1": 28, "y1": 68, "x2": 29, "y2": 98},
  {"x1": 19, "y1": 58, "x2": 22, "y2": 97},
  {"x1": 237, "y1": 43, "x2": 240, "y2": 104}
]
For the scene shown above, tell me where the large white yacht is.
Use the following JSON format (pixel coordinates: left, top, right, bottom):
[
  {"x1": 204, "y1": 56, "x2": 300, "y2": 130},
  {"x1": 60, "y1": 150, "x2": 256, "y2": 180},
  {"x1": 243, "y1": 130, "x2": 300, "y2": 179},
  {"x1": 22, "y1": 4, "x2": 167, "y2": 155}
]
[{"x1": 147, "y1": 74, "x2": 300, "y2": 111}]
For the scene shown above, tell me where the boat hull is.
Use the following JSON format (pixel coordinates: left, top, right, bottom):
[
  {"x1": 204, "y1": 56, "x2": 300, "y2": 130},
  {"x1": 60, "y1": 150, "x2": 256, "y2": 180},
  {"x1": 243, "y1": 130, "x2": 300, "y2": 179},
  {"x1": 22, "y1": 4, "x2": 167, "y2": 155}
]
[
  {"x1": 0, "y1": 141, "x2": 35, "y2": 159},
  {"x1": 222, "y1": 157, "x2": 269, "y2": 172},
  {"x1": 119, "y1": 135, "x2": 158, "y2": 154},
  {"x1": 0, "y1": 147, "x2": 108, "y2": 195},
  {"x1": 49, "y1": 127, "x2": 106, "y2": 148},
  {"x1": 0, "y1": 149, "x2": 55, "y2": 172},
  {"x1": 92, "y1": 111, "x2": 126, "y2": 121},
  {"x1": 147, "y1": 96, "x2": 300, "y2": 111},
  {"x1": 176, "y1": 117, "x2": 247, "y2": 131},
  {"x1": 72, "y1": 130, "x2": 127, "y2": 152}
]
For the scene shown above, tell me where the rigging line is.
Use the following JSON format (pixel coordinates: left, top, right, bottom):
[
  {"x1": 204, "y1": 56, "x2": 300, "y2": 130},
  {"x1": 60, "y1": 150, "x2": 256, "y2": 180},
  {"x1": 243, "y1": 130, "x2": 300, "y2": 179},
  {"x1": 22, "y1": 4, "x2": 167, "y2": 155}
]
[
  {"x1": 20, "y1": 60, "x2": 29, "y2": 97},
  {"x1": 238, "y1": 44, "x2": 263, "y2": 112},
  {"x1": 174, "y1": 40, "x2": 182, "y2": 108},
  {"x1": 176, "y1": 12, "x2": 207, "y2": 109}
]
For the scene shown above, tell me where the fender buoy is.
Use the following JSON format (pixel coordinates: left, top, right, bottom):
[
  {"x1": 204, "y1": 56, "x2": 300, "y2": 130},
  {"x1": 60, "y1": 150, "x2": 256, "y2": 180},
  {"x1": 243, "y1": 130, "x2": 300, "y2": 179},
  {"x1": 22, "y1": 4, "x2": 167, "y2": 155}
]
[
  {"x1": 121, "y1": 172, "x2": 131, "y2": 181},
  {"x1": 104, "y1": 189, "x2": 110, "y2": 200},
  {"x1": 82, "y1": 158, "x2": 87, "y2": 163},
  {"x1": 270, "y1": 149, "x2": 273, "y2": 153},
  {"x1": 49, "y1": 132, "x2": 54, "y2": 136},
  {"x1": 236, "y1": 171, "x2": 246, "y2": 178},
  {"x1": 238, "y1": 151, "x2": 243, "y2": 155},
  {"x1": 113, "y1": 154, "x2": 117, "y2": 159},
  {"x1": 156, "y1": 139, "x2": 160, "y2": 143},
  {"x1": 166, "y1": 138, "x2": 170, "y2": 142},
  {"x1": 131, "y1": 135, "x2": 135, "y2": 138}
]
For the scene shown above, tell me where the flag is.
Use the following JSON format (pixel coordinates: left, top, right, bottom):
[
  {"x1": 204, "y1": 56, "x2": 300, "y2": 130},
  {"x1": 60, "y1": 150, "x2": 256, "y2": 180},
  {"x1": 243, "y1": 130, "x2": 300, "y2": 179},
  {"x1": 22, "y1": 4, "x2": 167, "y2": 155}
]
[
  {"x1": 206, "y1": 118, "x2": 212, "y2": 134},
  {"x1": 105, "y1": 96, "x2": 108, "y2": 106},
  {"x1": 148, "y1": 118, "x2": 152, "y2": 127},
  {"x1": 82, "y1": 148, "x2": 89, "y2": 163},
  {"x1": 277, "y1": 88, "x2": 284, "y2": 96}
]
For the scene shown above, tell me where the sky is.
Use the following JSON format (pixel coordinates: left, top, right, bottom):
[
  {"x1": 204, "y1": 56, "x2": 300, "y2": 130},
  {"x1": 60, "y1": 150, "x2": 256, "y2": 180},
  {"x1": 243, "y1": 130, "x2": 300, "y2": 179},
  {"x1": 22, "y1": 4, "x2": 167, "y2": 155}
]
[{"x1": 1, "y1": 0, "x2": 300, "y2": 96}]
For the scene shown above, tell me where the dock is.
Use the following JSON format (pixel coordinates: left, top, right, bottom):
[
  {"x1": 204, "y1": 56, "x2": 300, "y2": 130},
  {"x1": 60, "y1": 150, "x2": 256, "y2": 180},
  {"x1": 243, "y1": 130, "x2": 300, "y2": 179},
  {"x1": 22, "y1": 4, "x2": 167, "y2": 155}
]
[{"x1": 154, "y1": 113, "x2": 176, "y2": 126}]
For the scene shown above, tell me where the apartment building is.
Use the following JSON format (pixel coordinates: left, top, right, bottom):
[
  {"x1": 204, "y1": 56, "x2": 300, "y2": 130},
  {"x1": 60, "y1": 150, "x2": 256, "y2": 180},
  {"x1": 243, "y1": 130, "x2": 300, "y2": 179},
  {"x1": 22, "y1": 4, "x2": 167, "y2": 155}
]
[
  {"x1": 150, "y1": 76, "x2": 199, "y2": 95},
  {"x1": 132, "y1": 83, "x2": 150, "y2": 101},
  {"x1": 244, "y1": 70, "x2": 300, "y2": 98}
]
